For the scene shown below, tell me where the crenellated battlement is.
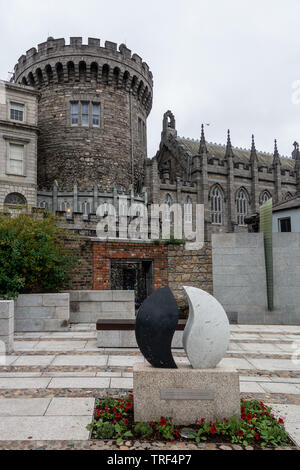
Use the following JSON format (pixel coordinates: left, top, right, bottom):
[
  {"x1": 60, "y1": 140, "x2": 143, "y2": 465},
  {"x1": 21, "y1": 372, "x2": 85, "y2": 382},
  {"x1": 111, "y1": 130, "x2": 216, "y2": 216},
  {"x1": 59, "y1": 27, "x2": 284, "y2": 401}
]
[{"x1": 12, "y1": 36, "x2": 153, "y2": 114}]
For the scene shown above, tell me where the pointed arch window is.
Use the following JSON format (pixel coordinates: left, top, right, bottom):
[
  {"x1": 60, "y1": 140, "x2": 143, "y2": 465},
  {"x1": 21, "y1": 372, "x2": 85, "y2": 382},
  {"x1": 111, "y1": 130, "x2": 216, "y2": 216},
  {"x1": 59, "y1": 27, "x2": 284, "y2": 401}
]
[
  {"x1": 165, "y1": 194, "x2": 172, "y2": 221},
  {"x1": 210, "y1": 186, "x2": 223, "y2": 225},
  {"x1": 184, "y1": 196, "x2": 193, "y2": 223},
  {"x1": 285, "y1": 192, "x2": 292, "y2": 200},
  {"x1": 81, "y1": 201, "x2": 91, "y2": 217},
  {"x1": 260, "y1": 191, "x2": 271, "y2": 205},
  {"x1": 236, "y1": 189, "x2": 248, "y2": 226}
]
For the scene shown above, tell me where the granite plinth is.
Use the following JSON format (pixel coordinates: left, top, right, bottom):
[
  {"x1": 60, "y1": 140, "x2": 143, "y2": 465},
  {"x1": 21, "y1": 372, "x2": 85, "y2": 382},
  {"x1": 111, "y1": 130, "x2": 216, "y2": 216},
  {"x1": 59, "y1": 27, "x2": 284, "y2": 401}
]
[{"x1": 133, "y1": 362, "x2": 240, "y2": 425}]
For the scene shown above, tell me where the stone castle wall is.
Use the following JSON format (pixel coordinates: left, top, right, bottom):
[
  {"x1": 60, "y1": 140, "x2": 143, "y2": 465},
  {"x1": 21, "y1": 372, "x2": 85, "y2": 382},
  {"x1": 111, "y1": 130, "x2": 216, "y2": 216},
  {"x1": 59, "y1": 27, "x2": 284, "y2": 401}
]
[{"x1": 12, "y1": 37, "x2": 153, "y2": 192}]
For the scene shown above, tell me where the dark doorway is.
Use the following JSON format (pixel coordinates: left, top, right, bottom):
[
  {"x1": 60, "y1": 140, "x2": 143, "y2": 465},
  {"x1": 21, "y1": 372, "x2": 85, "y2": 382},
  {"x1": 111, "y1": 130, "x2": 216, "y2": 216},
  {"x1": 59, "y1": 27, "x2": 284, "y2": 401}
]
[{"x1": 110, "y1": 259, "x2": 153, "y2": 310}]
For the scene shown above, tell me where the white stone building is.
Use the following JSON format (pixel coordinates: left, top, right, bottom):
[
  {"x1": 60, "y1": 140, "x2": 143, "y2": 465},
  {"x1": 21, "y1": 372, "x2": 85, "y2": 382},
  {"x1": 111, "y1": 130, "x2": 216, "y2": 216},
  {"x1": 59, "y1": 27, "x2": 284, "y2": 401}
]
[
  {"x1": 272, "y1": 194, "x2": 300, "y2": 232},
  {"x1": 0, "y1": 81, "x2": 38, "y2": 211}
]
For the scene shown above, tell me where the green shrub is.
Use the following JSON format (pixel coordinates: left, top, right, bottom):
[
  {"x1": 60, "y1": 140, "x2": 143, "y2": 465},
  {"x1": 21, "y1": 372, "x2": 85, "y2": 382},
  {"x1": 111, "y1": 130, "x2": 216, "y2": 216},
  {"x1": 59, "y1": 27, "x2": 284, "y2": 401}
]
[
  {"x1": 0, "y1": 212, "x2": 78, "y2": 299},
  {"x1": 134, "y1": 422, "x2": 153, "y2": 438}
]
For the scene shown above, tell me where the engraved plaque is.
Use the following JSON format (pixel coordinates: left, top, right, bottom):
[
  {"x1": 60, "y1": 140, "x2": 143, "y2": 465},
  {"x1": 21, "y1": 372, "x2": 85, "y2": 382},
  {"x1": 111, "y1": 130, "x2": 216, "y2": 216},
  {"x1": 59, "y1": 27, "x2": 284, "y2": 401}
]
[{"x1": 160, "y1": 388, "x2": 215, "y2": 400}]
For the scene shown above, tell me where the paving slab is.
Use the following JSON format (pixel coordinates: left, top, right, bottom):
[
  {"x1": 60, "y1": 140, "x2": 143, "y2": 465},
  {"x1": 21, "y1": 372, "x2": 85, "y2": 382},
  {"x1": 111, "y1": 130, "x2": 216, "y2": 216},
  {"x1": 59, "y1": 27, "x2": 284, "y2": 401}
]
[
  {"x1": 14, "y1": 341, "x2": 38, "y2": 351},
  {"x1": 0, "y1": 416, "x2": 91, "y2": 440},
  {"x1": 0, "y1": 377, "x2": 51, "y2": 389},
  {"x1": 0, "y1": 356, "x2": 18, "y2": 366},
  {"x1": 48, "y1": 377, "x2": 110, "y2": 389},
  {"x1": 51, "y1": 355, "x2": 108, "y2": 367},
  {"x1": 107, "y1": 355, "x2": 145, "y2": 367},
  {"x1": 239, "y1": 343, "x2": 282, "y2": 353},
  {"x1": 0, "y1": 372, "x2": 42, "y2": 378},
  {"x1": 248, "y1": 358, "x2": 300, "y2": 371},
  {"x1": 239, "y1": 382, "x2": 265, "y2": 393},
  {"x1": 260, "y1": 382, "x2": 300, "y2": 395},
  {"x1": 42, "y1": 372, "x2": 97, "y2": 377},
  {"x1": 110, "y1": 378, "x2": 133, "y2": 389},
  {"x1": 0, "y1": 398, "x2": 50, "y2": 416},
  {"x1": 13, "y1": 355, "x2": 55, "y2": 366},
  {"x1": 271, "y1": 404, "x2": 300, "y2": 447},
  {"x1": 220, "y1": 358, "x2": 254, "y2": 370},
  {"x1": 35, "y1": 341, "x2": 88, "y2": 351},
  {"x1": 46, "y1": 397, "x2": 95, "y2": 416}
]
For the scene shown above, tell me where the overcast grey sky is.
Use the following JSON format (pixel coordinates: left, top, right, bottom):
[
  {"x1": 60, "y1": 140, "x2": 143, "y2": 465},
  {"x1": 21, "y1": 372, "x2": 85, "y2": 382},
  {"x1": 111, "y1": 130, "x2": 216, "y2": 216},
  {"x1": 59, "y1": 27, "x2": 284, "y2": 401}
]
[{"x1": 1, "y1": 0, "x2": 300, "y2": 158}]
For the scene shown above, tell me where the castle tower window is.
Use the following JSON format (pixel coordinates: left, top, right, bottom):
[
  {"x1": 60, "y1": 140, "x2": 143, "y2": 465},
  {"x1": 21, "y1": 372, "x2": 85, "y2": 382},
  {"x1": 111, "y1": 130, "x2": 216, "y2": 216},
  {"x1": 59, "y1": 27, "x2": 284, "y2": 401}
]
[
  {"x1": 8, "y1": 143, "x2": 24, "y2": 175},
  {"x1": 81, "y1": 102, "x2": 89, "y2": 126},
  {"x1": 92, "y1": 103, "x2": 100, "y2": 127},
  {"x1": 210, "y1": 186, "x2": 223, "y2": 225},
  {"x1": 236, "y1": 188, "x2": 248, "y2": 226},
  {"x1": 71, "y1": 102, "x2": 79, "y2": 125},
  {"x1": 10, "y1": 102, "x2": 24, "y2": 122}
]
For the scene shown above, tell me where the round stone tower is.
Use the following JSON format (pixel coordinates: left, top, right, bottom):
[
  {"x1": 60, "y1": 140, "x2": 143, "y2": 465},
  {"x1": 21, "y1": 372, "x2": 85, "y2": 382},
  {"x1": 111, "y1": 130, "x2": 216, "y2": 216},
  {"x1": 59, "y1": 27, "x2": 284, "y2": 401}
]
[{"x1": 12, "y1": 37, "x2": 153, "y2": 191}]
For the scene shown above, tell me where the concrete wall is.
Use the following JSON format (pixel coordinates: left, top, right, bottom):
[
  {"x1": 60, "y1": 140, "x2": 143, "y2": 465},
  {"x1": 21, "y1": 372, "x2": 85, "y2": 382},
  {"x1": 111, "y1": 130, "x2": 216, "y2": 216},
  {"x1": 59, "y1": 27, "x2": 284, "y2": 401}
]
[
  {"x1": 212, "y1": 232, "x2": 300, "y2": 324},
  {"x1": 212, "y1": 233, "x2": 268, "y2": 324},
  {"x1": 272, "y1": 208, "x2": 300, "y2": 233},
  {"x1": 272, "y1": 233, "x2": 300, "y2": 324},
  {"x1": 0, "y1": 300, "x2": 14, "y2": 353},
  {"x1": 68, "y1": 290, "x2": 135, "y2": 323},
  {"x1": 14, "y1": 293, "x2": 69, "y2": 332}
]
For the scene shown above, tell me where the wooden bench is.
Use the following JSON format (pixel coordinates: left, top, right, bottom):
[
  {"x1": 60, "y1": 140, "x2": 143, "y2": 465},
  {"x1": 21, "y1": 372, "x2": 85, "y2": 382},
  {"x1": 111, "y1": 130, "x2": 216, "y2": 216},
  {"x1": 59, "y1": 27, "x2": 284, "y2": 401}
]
[{"x1": 96, "y1": 319, "x2": 186, "y2": 348}]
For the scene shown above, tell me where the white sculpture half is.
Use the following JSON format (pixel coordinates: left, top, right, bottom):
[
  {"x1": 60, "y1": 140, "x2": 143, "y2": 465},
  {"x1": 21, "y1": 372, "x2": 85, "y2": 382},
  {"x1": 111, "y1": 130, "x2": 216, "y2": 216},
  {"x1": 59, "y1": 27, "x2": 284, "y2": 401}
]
[{"x1": 183, "y1": 286, "x2": 230, "y2": 369}]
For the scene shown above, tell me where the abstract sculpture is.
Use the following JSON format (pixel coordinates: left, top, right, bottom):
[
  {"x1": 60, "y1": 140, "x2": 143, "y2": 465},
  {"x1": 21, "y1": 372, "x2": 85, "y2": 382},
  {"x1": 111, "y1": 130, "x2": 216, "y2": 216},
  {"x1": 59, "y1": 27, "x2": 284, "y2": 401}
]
[
  {"x1": 183, "y1": 286, "x2": 230, "y2": 368},
  {"x1": 135, "y1": 286, "x2": 178, "y2": 368}
]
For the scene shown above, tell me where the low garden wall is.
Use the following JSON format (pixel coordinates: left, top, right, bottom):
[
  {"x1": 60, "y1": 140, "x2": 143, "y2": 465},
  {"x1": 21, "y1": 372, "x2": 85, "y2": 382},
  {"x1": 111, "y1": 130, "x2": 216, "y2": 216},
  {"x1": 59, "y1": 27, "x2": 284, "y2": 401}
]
[
  {"x1": 14, "y1": 293, "x2": 70, "y2": 332},
  {"x1": 0, "y1": 300, "x2": 14, "y2": 353},
  {"x1": 68, "y1": 290, "x2": 135, "y2": 323}
]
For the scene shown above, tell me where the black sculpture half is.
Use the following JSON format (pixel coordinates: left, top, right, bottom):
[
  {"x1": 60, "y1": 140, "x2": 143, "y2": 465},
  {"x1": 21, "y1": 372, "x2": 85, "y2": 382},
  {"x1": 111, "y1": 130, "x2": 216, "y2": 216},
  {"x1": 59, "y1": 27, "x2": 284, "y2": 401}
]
[{"x1": 135, "y1": 287, "x2": 178, "y2": 368}]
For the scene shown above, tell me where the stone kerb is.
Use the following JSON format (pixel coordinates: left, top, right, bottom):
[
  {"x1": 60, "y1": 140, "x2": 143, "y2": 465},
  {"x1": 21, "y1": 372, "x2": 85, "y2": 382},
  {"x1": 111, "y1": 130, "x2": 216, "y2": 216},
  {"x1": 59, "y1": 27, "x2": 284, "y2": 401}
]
[
  {"x1": 68, "y1": 290, "x2": 135, "y2": 323},
  {"x1": 0, "y1": 300, "x2": 14, "y2": 354},
  {"x1": 14, "y1": 293, "x2": 70, "y2": 332}
]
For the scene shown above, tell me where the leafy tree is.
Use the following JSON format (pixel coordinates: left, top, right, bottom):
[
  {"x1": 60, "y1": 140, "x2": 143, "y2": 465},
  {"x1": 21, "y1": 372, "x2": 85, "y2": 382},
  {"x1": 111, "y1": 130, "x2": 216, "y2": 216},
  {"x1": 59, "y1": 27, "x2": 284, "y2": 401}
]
[{"x1": 0, "y1": 212, "x2": 78, "y2": 299}]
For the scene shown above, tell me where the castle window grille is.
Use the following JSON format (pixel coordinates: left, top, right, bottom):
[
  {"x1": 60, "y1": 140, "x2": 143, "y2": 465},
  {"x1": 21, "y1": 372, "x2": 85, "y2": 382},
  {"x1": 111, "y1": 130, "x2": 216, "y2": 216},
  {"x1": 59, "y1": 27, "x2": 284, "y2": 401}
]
[
  {"x1": 184, "y1": 196, "x2": 193, "y2": 223},
  {"x1": 10, "y1": 102, "x2": 24, "y2": 122},
  {"x1": 8, "y1": 143, "x2": 24, "y2": 175},
  {"x1": 81, "y1": 102, "x2": 89, "y2": 126},
  {"x1": 92, "y1": 104, "x2": 100, "y2": 127},
  {"x1": 236, "y1": 189, "x2": 248, "y2": 226},
  {"x1": 71, "y1": 102, "x2": 79, "y2": 125},
  {"x1": 211, "y1": 187, "x2": 223, "y2": 225}
]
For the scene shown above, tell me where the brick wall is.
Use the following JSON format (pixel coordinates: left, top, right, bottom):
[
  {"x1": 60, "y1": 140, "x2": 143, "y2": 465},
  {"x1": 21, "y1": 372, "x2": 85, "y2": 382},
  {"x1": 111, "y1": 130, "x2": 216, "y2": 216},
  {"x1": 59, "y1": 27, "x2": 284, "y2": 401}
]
[
  {"x1": 67, "y1": 238, "x2": 213, "y2": 317},
  {"x1": 92, "y1": 241, "x2": 168, "y2": 290}
]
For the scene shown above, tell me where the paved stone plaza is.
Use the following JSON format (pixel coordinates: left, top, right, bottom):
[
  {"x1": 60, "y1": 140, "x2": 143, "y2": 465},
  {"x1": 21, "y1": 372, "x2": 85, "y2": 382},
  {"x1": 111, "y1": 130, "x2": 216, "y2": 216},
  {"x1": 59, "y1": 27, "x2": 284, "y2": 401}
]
[{"x1": 0, "y1": 323, "x2": 299, "y2": 450}]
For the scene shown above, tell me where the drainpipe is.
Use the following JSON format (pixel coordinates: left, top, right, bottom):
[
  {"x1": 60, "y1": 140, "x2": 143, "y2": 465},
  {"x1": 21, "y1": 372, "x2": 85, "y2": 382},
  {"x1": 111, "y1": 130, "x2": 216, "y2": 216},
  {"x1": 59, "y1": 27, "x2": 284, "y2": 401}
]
[{"x1": 129, "y1": 89, "x2": 134, "y2": 190}]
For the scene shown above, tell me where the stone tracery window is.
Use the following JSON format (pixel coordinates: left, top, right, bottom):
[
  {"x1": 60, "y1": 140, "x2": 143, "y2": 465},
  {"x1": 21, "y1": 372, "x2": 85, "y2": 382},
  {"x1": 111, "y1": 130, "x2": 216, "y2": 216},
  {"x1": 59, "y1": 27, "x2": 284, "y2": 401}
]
[
  {"x1": 260, "y1": 190, "x2": 271, "y2": 205},
  {"x1": 210, "y1": 186, "x2": 223, "y2": 225},
  {"x1": 165, "y1": 194, "x2": 172, "y2": 221},
  {"x1": 236, "y1": 188, "x2": 248, "y2": 226},
  {"x1": 184, "y1": 196, "x2": 193, "y2": 223}
]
